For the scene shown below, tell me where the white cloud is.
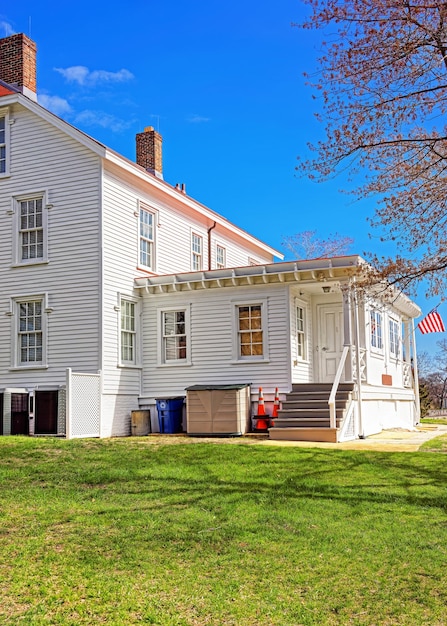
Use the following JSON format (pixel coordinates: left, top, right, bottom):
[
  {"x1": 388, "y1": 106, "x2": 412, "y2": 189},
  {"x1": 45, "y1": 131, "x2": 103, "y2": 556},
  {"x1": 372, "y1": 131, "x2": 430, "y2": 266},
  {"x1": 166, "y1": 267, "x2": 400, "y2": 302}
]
[
  {"x1": 55, "y1": 65, "x2": 134, "y2": 87},
  {"x1": 74, "y1": 109, "x2": 132, "y2": 133},
  {"x1": 187, "y1": 114, "x2": 210, "y2": 123},
  {"x1": 0, "y1": 21, "x2": 15, "y2": 36},
  {"x1": 38, "y1": 94, "x2": 72, "y2": 116}
]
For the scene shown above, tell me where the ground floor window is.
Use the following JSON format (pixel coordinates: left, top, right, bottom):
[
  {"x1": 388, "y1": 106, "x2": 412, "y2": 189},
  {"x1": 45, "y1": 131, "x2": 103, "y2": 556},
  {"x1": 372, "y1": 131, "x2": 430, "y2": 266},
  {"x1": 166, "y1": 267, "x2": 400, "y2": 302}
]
[
  {"x1": 236, "y1": 303, "x2": 267, "y2": 359},
  {"x1": 162, "y1": 309, "x2": 188, "y2": 362}
]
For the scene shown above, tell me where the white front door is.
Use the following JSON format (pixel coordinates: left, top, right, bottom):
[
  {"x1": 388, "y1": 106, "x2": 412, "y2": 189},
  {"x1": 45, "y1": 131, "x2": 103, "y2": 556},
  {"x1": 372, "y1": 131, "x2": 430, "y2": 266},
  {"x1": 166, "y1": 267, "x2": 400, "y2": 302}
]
[{"x1": 318, "y1": 304, "x2": 344, "y2": 383}]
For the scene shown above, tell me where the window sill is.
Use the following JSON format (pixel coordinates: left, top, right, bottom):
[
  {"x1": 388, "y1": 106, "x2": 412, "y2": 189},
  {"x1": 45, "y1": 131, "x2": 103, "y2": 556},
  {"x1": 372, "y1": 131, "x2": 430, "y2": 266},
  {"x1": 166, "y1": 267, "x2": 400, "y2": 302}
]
[
  {"x1": 11, "y1": 260, "x2": 49, "y2": 268},
  {"x1": 231, "y1": 358, "x2": 270, "y2": 365},
  {"x1": 0, "y1": 172, "x2": 11, "y2": 179},
  {"x1": 117, "y1": 363, "x2": 143, "y2": 369},
  {"x1": 10, "y1": 365, "x2": 48, "y2": 371},
  {"x1": 157, "y1": 361, "x2": 192, "y2": 368}
]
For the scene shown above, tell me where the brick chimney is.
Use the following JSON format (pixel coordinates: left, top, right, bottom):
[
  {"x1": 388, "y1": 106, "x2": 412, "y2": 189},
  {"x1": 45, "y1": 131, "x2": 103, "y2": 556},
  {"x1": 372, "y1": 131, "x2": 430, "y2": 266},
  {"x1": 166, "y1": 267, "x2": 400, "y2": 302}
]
[
  {"x1": 136, "y1": 126, "x2": 163, "y2": 179},
  {"x1": 0, "y1": 33, "x2": 37, "y2": 101}
]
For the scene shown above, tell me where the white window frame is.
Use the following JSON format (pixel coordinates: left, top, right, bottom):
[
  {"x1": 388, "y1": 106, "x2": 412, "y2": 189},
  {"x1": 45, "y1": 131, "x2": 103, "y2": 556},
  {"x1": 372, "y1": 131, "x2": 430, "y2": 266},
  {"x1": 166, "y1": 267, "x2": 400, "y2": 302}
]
[
  {"x1": 9, "y1": 293, "x2": 49, "y2": 369},
  {"x1": 158, "y1": 306, "x2": 191, "y2": 366},
  {"x1": 389, "y1": 317, "x2": 400, "y2": 360},
  {"x1": 0, "y1": 107, "x2": 10, "y2": 177},
  {"x1": 370, "y1": 308, "x2": 383, "y2": 352},
  {"x1": 296, "y1": 301, "x2": 308, "y2": 361},
  {"x1": 12, "y1": 191, "x2": 49, "y2": 266},
  {"x1": 232, "y1": 299, "x2": 269, "y2": 363},
  {"x1": 216, "y1": 244, "x2": 226, "y2": 269},
  {"x1": 118, "y1": 295, "x2": 141, "y2": 367},
  {"x1": 139, "y1": 203, "x2": 156, "y2": 271},
  {"x1": 248, "y1": 257, "x2": 260, "y2": 266},
  {"x1": 191, "y1": 233, "x2": 203, "y2": 271}
]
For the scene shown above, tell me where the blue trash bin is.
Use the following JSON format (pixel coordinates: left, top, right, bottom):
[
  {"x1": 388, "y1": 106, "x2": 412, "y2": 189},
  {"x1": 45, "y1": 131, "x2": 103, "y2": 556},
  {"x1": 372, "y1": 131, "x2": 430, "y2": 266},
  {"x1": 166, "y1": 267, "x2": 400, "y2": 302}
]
[{"x1": 156, "y1": 397, "x2": 184, "y2": 434}]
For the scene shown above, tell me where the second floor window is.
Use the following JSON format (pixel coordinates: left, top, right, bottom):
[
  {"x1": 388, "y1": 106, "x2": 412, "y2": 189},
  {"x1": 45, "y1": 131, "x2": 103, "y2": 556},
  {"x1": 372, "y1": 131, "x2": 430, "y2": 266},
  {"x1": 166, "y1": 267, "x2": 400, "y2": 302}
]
[
  {"x1": 20, "y1": 198, "x2": 44, "y2": 261},
  {"x1": 139, "y1": 208, "x2": 155, "y2": 270},
  {"x1": 216, "y1": 245, "x2": 226, "y2": 269},
  {"x1": 192, "y1": 233, "x2": 203, "y2": 271}
]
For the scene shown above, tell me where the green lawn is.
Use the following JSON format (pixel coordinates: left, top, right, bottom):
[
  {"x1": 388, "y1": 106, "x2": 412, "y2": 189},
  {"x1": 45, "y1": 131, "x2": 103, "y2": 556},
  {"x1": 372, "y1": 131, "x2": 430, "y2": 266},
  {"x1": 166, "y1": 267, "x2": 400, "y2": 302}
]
[{"x1": 1, "y1": 437, "x2": 446, "y2": 625}]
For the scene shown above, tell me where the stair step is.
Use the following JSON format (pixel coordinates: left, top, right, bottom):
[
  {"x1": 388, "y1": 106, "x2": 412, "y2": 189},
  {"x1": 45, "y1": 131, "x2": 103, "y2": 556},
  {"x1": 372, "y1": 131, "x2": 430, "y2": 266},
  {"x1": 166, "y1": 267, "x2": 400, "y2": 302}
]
[
  {"x1": 291, "y1": 383, "x2": 354, "y2": 393},
  {"x1": 282, "y1": 400, "x2": 348, "y2": 409},
  {"x1": 278, "y1": 409, "x2": 344, "y2": 418},
  {"x1": 273, "y1": 418, "x2": 341, "y2": 428}
]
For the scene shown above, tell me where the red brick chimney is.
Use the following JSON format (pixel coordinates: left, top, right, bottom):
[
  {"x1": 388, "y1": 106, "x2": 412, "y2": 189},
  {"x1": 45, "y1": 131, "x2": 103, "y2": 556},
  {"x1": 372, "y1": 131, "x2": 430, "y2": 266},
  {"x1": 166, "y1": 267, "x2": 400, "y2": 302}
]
[
  {"x1": 136, "y1": 126, "x2": 163, "y2": 179},
  {"x1": 0, "y1": 33, "x2": 37, "y2": 101}
]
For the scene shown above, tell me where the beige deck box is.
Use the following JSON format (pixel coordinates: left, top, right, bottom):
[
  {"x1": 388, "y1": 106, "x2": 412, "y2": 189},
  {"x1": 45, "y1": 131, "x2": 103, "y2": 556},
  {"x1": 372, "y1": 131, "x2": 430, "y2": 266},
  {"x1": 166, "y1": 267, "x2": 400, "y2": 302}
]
[{"x1": 186, "y1": 385, "x2": 251, "y2": 436}]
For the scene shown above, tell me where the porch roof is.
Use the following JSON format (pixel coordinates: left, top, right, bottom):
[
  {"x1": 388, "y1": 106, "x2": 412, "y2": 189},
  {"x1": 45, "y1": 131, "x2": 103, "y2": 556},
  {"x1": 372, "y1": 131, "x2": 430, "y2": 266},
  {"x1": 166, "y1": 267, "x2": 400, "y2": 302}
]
[{"x1": 134, "y1": 255, "x2": 421, "y2": 319}]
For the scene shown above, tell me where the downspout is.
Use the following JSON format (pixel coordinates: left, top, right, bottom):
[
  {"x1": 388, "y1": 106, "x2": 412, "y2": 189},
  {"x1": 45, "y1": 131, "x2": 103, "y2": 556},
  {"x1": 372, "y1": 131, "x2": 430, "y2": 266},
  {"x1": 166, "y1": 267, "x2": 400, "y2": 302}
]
[
  {"x1": 207, "y1": 221, "x2": 217, "y2": 270},
  {"x1": 411, "y1": 319, "x2": 421, "y2": 424},
  {"x1": 352, "y1": 283, "x2": 364, "y2": 438}
]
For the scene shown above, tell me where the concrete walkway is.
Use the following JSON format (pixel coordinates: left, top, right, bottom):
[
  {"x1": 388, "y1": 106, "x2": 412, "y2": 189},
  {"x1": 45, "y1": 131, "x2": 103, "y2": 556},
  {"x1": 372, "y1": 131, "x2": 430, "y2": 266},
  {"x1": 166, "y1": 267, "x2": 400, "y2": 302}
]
[
  {"x1": 146, "y1": 424, "x2": 447, "y2": 452},
  {"x1": 255, "y1": 424, "x2": 447, "y2": 452}
]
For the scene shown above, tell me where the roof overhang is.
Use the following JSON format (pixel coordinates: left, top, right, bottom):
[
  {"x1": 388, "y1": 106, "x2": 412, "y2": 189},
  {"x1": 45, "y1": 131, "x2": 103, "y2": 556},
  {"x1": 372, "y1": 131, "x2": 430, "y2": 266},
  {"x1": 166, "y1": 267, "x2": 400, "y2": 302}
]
[
  {"x1": 135, "y1": 255, "x2": 363, "y2": 293},
  {"x1": 135, "y1": 255, "x2": 421, "y2": 319}
]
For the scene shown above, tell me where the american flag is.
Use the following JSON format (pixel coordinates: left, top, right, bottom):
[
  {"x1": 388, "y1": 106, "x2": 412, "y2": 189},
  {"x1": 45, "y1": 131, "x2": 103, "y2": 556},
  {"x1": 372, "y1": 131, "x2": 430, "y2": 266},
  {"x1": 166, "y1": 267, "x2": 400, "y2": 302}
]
[{"x1": 417, "y1": 310, "x2": 445, "y2": 334}]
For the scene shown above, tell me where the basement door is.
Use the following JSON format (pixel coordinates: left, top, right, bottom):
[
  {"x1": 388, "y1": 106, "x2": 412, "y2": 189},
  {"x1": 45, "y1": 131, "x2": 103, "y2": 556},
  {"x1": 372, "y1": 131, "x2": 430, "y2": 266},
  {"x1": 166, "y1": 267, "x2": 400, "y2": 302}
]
[
  {"x1": 317, "y1": 304, "x2": 344, "y2": 383},
  {"x1": 35, "y1": 391, "x2": 58, "y2": 435}
]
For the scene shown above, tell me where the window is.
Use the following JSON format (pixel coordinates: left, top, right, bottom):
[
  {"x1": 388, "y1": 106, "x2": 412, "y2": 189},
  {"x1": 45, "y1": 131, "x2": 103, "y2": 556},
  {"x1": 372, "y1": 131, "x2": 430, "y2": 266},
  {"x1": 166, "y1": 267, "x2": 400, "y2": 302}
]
[
  {"x1": 10, "y1": 295, "x2": 48, "y2": 368},
  {"x1": 139, "y1": 206, "x2": 155, "y2": 269},
  {"x1": 20, "y1": 197, "x2": 44, "y2": 261},
  {"x1": 389, "y1": 319, "x2": 400, "y2": 358},
  {"x1": 0, "y1": 109, "x2": 9, "y2": 176},
  {"x1": 296, "y1": 305, "x2": 306, "y2": 360},
  {"x1": 370, "y1": 309, "x2": 383, "y2": 350},
  {"x1": 162, "y1": 310, "x2": 188, "y2": 362},
  {"x1": 13, "y1": 192, "x2": 48, "y2": 265},
  {"x1": 191, "y1": 233, "x2": 203, "y2": 271},
  {"x1": 249, "y1": 257, "x2": 260, "y2": 266},
  {"x1": 237, "y1": 304, "x2": 264, "y2": 358},
  {"x1": 120, "y1": 299, "x2": 137, "y2": 365},
  {"x1": 216, "y1": 245, "x2": 226, "y2": 269}
]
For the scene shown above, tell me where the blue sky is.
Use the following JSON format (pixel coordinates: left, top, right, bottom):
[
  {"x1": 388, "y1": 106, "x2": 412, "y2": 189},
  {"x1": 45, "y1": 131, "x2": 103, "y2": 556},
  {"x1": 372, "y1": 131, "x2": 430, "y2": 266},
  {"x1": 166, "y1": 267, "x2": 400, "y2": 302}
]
[{"x1": 1, "y1": 1, "x2": 442, "y2": 357}]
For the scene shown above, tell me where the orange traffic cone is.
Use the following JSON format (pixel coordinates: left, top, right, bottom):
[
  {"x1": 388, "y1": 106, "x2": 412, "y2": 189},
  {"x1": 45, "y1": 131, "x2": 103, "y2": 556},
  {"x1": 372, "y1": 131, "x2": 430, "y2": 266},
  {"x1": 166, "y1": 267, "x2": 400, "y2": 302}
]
[
  {"x1": 257, "y1": 387, "x2": 267, "y2": 416},
  {"x1": 271, "y1": 387, "x2": 280, "y2": 426},
  {"x1": 255, "y1": 387, "x2": 269, "y2": 431}
]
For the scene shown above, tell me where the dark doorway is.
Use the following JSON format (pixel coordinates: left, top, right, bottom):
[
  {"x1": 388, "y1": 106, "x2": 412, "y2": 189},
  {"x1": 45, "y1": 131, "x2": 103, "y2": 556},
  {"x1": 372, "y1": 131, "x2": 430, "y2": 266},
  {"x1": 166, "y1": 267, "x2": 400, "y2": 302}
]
[
  {"x1": 35, "y1": 391, "x2": 58, "y2": 435},
  {"x1": 11, "y1": 393, "x2": 29, "y2": 435},
  {"x1": 0, "y1": 393, "x2": 3, "y2": 436}
]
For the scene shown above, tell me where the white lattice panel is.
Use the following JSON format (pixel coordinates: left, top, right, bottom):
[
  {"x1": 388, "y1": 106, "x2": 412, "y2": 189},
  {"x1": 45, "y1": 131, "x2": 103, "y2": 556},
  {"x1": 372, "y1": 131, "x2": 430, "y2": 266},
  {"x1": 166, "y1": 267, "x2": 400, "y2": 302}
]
[{"x1": 68, "y1": 372, "x2": 101, "y2": 438}]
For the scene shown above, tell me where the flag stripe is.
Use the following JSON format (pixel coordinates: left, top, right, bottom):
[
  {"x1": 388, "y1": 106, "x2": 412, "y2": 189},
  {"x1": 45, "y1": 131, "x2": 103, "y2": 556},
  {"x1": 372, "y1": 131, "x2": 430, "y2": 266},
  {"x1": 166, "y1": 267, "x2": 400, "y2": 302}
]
[{"x1": 417, "y1": 311, "x2": 445, "y2": 334}]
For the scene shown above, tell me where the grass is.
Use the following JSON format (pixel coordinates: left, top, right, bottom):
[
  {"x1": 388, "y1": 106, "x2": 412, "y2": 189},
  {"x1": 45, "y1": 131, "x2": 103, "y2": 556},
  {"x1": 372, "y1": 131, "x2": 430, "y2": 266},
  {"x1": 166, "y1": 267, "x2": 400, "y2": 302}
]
[
  {"x1": 421, "y1": 417, "x2": 447, "y2": 425},
  {"x1": 1, "y1": 437, "x2": 447, "y2": 625}
]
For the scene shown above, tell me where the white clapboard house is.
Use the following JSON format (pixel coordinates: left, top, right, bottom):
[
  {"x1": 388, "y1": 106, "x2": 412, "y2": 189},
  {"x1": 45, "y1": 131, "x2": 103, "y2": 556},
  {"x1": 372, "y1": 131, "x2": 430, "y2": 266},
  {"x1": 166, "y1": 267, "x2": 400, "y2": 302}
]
[{"x1": 0, "y1": 34, "x2": 421, "y2": 442}]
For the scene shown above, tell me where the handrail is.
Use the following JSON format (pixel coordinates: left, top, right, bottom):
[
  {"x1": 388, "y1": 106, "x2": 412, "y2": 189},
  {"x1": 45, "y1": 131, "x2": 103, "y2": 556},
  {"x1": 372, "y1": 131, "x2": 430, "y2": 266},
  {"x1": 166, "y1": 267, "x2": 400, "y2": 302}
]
[{"x1": 328, "y1": 345, "x2": 350, "y2": 429}]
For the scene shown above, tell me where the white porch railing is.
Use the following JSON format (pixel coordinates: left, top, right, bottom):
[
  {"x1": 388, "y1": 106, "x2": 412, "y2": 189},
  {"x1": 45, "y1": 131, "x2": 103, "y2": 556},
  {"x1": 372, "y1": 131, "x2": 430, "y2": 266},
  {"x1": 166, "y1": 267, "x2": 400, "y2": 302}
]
[{"x1": 328, "y1": 346, "x2": 351, "y2": 429}]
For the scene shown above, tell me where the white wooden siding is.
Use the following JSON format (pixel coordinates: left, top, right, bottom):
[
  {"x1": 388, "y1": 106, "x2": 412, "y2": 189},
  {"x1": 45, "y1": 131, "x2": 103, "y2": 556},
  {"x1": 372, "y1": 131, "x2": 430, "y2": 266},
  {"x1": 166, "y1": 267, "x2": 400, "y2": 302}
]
[
  {"x1": 289, "y1": 286, "x2": 313, "y2": 383},
  {"x1": 140, "y1": 284, "x2": 292, "y2": 402},
  {"x1": 0, "y1": 103, "x2": 102, "y2": 389}
]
